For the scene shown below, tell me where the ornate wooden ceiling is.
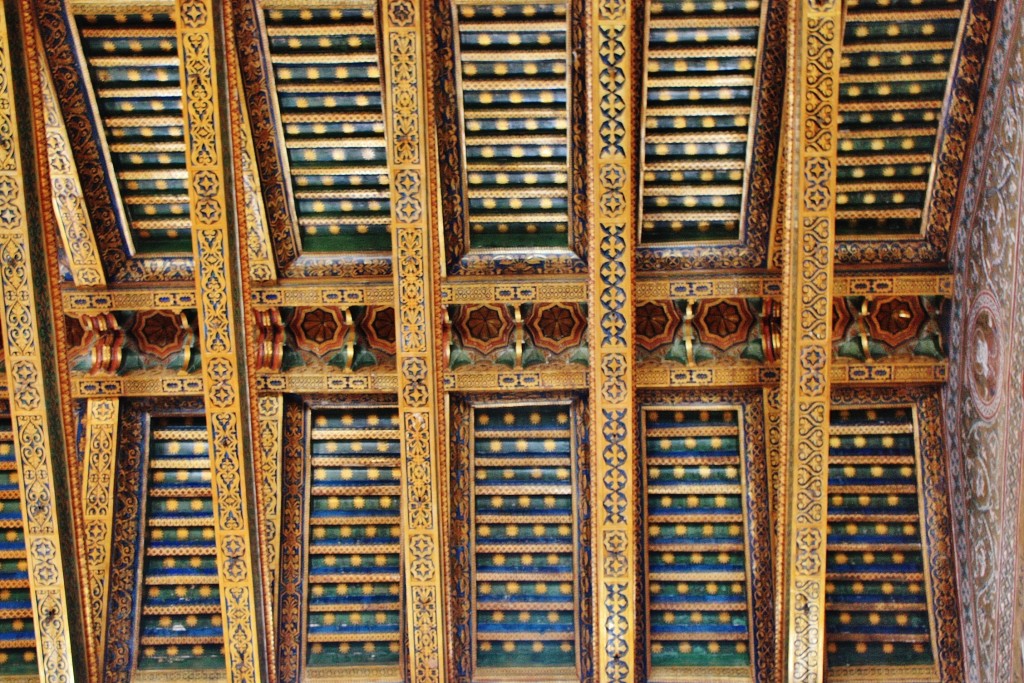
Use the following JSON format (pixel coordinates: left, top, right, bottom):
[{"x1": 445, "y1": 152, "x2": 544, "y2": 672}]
[{"x1": 0, "y1": 0, "x2": 998, "y2": 680}]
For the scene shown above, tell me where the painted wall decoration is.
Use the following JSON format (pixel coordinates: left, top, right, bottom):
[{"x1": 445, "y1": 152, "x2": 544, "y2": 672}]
[{"x1": 945, "y1": 0, "x2": 1024, "y2": 679}]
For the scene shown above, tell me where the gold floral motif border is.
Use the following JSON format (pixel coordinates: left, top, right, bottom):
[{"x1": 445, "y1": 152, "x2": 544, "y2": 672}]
[
  {"x1": 381, "y1": 0, "x2": 447, "y2": 679},
  {"x1": 176, "y1": 0, "x2": 266, "y2": 678},
  {"x1": 0, "y1": 3, "x2": 85, "y2": 678},
  {"x1": 82, "y1": 397, "x2": 119, "y2": 675},
  {"x1": 36, "y1": 49, "x2": 105, "y2": 287},
  {"x1": 589, "y1": 0, "x2": 637, "y2": 680},
  {"x1": 255, "y1": 395, "x2": 283, "y2": 644},
  {"x1": 780, "y1": 1, "x2": 842, "y2": 681}
]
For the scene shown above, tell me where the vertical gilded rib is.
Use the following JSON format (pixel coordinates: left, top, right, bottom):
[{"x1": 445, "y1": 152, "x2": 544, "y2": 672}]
[
  {"x1": 238, "y1": 90, "x2": 277, "y2": 283},
  {"x1": 82, "y1": 398, "x2": 119, "y2": 673},
  {"x1": 380, "y1": 0, "x2": 446, "y2": 680},
  {"x1": 589, "y1": 0, "x2": 636, "y2": 680},
  {"x1": 780, "y1": 1, "x2": 842, "y2": 681},
  {"x1": 255, "y1": 395, "x2": 283, "y2": 612},
  {"x1": 37, "y1": 52, "x2": 105, "y2": 287},
  {"x1": 0, "y1": 3, "x2": 83, "y2": 679},
  {"x1": 0, "y1": 2, "x2": 92, "y2": 679},
  {"x1": 175, "y1": 0, "x2": 266, "y2": 679}
]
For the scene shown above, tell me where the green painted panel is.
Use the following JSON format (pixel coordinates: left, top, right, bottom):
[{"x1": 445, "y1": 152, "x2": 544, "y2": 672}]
[
  {"x1": 137, "y1": 418, "x2": 224, "y2": 672},
  {"x1": 643, "y1": 407, "x2": 753, "y2": 677},
  {"x1": 826, "y1": 407, "x2": 935, "y2": 670},
  {"x1": 75, "y1": 13, "x2": 192, "y2": 255}
]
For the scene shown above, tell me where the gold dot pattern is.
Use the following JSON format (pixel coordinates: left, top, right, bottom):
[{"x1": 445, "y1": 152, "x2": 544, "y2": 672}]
[
  {"x1": 641, "y1": 0, "x2": 761, "y2": 243},
  {"x1": 306, "y1": 407, "x2": 402, "y2": 671},
  {"x1": 456, "y1": 2, "x2": 571, "y2": 248},
  {"x1": 825, "y1": 406, "x2": 934, "y2": 669},
  {"x1": 472, "y1": 404, "x2": 577, "y2": 670},
  {"x1": 837, "y1": 0, "x2": 964, "y2": 237},
  {"x1": 264, "y1": 8, "x2": 393, "y2": 253},
  {"x1": 138, "y1": 417, "x2": 225, "y2": 671},
  {"x1": 75, "y1": 13, "x2": 191, "y2": 254},
  {"x1": 644, "y1": 406, "x2": 752, "y2": 669}
]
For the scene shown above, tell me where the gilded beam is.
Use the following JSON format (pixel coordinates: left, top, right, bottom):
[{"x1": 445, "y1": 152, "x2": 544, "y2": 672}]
[
  {"x1": 636, "y1": 273, "x2": 953, "y2": 301},
  {"x1": 175, "y1": 0, "x2": 267, "y2": 680},
  {"x1": 380, "y1": 0, "x2": 447, "y2": 680},
  {"x1": 81, "y1": 398, "x2": 119, "y2": 674},
  {"x1": 779, "y1": 1, "x2": 843, "y2": 681},
  {"x1": 62, "y1": 286, "x2": 197, "y2": 314},
  {"x1": 37, "y1": 51, "x2": 105, "y2": 287},
  {"x1": 0, "y1": 1, "x2": 88, "y2": 678},
  {"x1": 253, "y1": 273, "x2": 952, "y2": 309},
  {"x1": 224, "y1": 2, "x2": 280, "y2": 668},
  {"x1": 588, "y1": 0, "x2": 637, "y2": 680},
  {"x1": 252, "y1": 282, "x2": 394, "y2": 307},
  {"x1": 254, "y1": 395, "x2": 283, "y2": 639},
  {"x1": 233, "y1": 67, "x2": 277, "y2": 284}
]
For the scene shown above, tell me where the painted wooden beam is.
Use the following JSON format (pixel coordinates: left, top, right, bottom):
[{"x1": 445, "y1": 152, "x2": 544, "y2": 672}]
[
  {"x1": 779, "y1": 1, "x2": 843, "y2": 681},
  {"x1": 588, "y1": 0, "x2": 637, "y2": 680},
  {"x1": 254, "y1": 394, "x2": 283, "y2": 660},
  {"x1": 81, "y1": 398, "x2": 119, "y2": 675},
  {"x1": 380, "y1": 0, "x2": 448, "y2": 680},
  {"x1": 0, "y1": 1, "x2": 89, "y2": 678},
  {"x1": 174, "y1": 0, "x2": 268, "y2": 679},
  {"x1": 36, "y1": 49, "x2": 105, "y2": 288},
  {"x1": 222, "y1": 3, "x2": 282, "y2": 670}
]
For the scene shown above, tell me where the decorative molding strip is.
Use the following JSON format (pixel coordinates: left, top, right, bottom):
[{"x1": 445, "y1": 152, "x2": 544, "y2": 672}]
[
  {"x1": 252, "y1": 359, "x2": 950, "y2": 398},
  {"x1": 37, "y1": 51, "x2": 105, "y2": 287},
  {"x1": 443, "y1": 367, "x2": 589, "y2": 391},
  {"x1": 763, "y1": 385, "x2": 785, "y2": 683},
  {"x1": 61, "y1": 272, "x2": 952, "y2": 317},
  {"x1": 380, "y1": 0, "x2": 447, "y2": 679},
  {"x1": 0, "y1": 4, "x2": 84, "y2": 677},
  {"x1": 254, "y1": 371, "x2": 398, "y2": 394},
  {"x1": 254, "y1": 395, "x2": 282, "y2": 656},
  {"x1": 235, "y1": 67, "x2": 277, "y2": 284},
  {"x1": 589, "y1": 0, "x2": 637, "y2": 680},
  {"x1": 252, "y1": 282, "x2": 394, "y2": 307},
  {"x1": 637, "y1": 273, "x2": 951, "y2": 301},
  {"x1": 780, "y1": 1, "x2": 842, "y2": 681},
  {"x1": 62, "y1": 287, "x2": 197, "y2": 314},
  {"x1": 832, "y1": 273, "x2": 953, "y2": 297},
  {"x1": 175, "y1": 0, "x2": 266, "y2": 678},
  {"x1": 633, "y1": 360, "x2": 947, "y2": 389},
  {"x1": 81, "y1": 398, "x2": 119, "y2": 675},
  {"x1": 637, "y1": 276, "x2": 784, "y2": 301},
  {"x1": 71, "y1": 373, "x2": 204, "y2": 398},
  {"x1": 442, "y1": 280, "x2": 589, "y2": 304},
  {"x1": 635, "y1": 364, "x2": 779, "y2": 388},
  {"x1": 830, "y1": 360, "x2": 948, "y2": 384}
]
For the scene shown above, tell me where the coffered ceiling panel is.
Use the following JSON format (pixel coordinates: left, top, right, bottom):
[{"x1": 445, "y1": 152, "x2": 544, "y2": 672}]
[
  {"x1": 138, "y1": 418, "x2": 224, "y2": 673},
  {"x1": 825, "y1": 405, "x2": 937, "y2": 680},
  {"x1": 455, "y1": 1, "x2": 571, "y2": 251},
  {"x1": 635, "y1": 0, "x2": 785, "y2": 272},
  {"x1": 836, "y1": 0, "x2": 965, "y2": 240},
  {"x1": 263, "y1": 6, "x2": 393, "y2": 255},
  {"x1": 640, "y1": 0, "x2": 760, "y2": 245},
  {"x1": 76, "y1": 12, "x2": 192, "y2": 256}
]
